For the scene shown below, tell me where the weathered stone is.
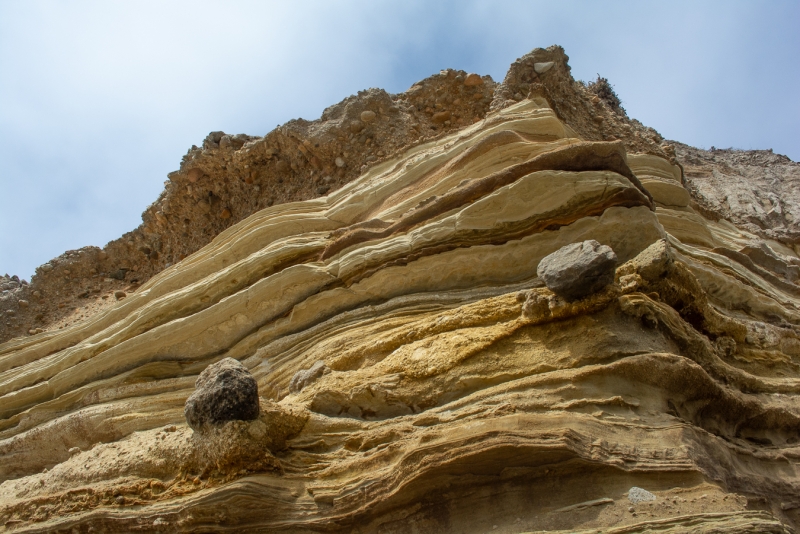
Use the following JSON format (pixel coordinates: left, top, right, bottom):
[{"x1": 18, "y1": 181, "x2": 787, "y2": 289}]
[
  {"x1": 533, "y1": 61, "x2": 554, "y2": 74},
  {"x1": 114, "y1": 291, "x2": 126, "y2": 300},
  {"x1": 185, "y1": 357, "x2": 260, "y2": 431},
  {"x1": 537, "y1": 240, "x2": 617, "y2": 301},
  {"x1": 464, "y1": 73, "x2": 483, "y2": 86},
  {"x1": 360, "y1": 110, "x2": 376, "y2": 123},
  {"x1": 187, "y1": 168, "x2": 204, "y2": 183},
  {"x1": 741, "y1": 243, "x2": 799, "y2": 281},
  {"x1": 628, "y1": 487, "x2": 656, "y2": 504},
  {"x1": 616, "y1": 239, "x2": 672, "y2": 283},
  {"x1": 432, "y1": 111, "x2": 451, "y2": 124},
  {"x1": 218, "y1": 134, "x2": 247, "y2": 151},
  {"x1": 335, "y1": 157, "x2": 345, "y2": 168},
  {"x1": 203, "y1": 131, "x2": 225, "y2": 150},
  {"x1": 289, "y1": 360, "x2": 330, "y2": 393}
]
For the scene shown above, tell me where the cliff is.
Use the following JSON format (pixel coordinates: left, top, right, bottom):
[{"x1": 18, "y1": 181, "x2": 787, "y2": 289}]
[{"x1": 1, "y1": 46, "x2": 799, "y2": 533}]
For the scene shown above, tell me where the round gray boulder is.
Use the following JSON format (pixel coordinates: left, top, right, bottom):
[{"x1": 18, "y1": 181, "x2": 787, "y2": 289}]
[
  {"x1": 537, "y1": 240, "x2": 617, "y2": 301},
  {"x1": 185, "y1": 357, "x2": 260, "y2": 431}
]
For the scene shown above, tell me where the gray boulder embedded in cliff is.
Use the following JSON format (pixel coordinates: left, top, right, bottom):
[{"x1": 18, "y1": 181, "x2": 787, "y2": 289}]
[{"x1": 537, "y1": 240, "x2": 617, "y2": 301}]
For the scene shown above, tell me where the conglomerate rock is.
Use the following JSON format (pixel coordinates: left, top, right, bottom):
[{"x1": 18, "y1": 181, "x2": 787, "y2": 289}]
[
  {"x1": 184, "y1": 357, "x2": 260, "y2": 431},
  {"x1": 1, "y1": 46, "x2": 799, "y2": 533}
]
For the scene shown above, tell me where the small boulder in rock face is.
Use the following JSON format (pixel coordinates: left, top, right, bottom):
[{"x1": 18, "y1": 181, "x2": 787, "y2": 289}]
[
  {"x1": 289, "y1": 360, "x2": 330, "y2": 393},
  {"x1": 537, "y1": 240, "x2": 617, "y2": 301},
  {"x1": 185, "y1": 358, "x2": 260, "y2": 431},
  {"x1": 432, "y1": 111, "x2": 452, "y2": 124},
  {"x1": 628, "y1": 486, "x2": 656, "y2": 504}
]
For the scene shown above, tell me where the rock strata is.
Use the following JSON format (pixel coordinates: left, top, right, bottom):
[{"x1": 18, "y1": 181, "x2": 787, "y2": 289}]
[
  {"x1": 1, "y1": 45, "x2": 799, "y2": 533},
  {"x1": 0, "y1": 45, "x2": 679, "y2": 345},
  {"x1": 537, "y1": 240, "x2": 618, "y2": 300}
]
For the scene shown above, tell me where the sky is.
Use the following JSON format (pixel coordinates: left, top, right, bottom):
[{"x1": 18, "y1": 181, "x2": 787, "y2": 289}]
[{"x1": 1, "y1": 0, "x2": 798, "y2": 280}]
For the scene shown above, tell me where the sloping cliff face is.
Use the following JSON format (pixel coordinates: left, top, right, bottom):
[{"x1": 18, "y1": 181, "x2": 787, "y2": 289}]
[
  {"x1": 1, "y1": 45, "x2": 673, "y2": 345},
  {"x1": 1, "y1": 46, "x2": 800, "y2": 533}
]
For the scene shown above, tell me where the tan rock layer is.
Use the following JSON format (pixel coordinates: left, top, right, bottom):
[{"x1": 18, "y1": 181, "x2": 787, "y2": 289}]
[{"x1": 321, "y1": 140, "x2": 654, "y2": 261}]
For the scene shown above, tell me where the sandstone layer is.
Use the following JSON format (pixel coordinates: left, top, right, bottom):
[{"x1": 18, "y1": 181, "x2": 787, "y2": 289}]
[{"x1": 1, "y1": 46, "x2": 799, "y2": 533}]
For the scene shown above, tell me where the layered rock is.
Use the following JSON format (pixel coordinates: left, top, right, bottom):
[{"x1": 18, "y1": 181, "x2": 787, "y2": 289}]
[
  {"x1": 1, "y1": 46, "x2": 799, "y2": 533},
  {"x1": 0, "y1": 45, "x2": 678, "y2": 345}
]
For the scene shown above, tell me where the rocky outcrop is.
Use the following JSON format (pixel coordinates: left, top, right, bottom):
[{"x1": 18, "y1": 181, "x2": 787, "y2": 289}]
[
  {"x1": 673, "y1": 141, "x2": 800, "y2": 247},
  {"x1": 1, "y1": 46, "x2": 799, "y2": 533}
]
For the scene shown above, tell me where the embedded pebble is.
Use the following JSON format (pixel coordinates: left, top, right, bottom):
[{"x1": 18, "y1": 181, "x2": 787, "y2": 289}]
[
  {"x1": 534, "y1": 61, "x2": 554, "y2": 74},
  {"x1": 628, "y1": 487, "x2": 657, "y2": 504},
  {"x1": 335, "y1": 157, "x2": 345, "y2": 168},
  {"x1": 114, "y1": 291, "x2": 127, "y2": 300},
  {"x1": 360, "y1": 110, "x2": 376, "y2": 123}
]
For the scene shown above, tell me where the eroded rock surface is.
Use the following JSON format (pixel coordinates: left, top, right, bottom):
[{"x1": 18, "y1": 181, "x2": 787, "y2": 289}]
[
  {"x1": 1, "y1": 46, "x2": 799, "y2": 533},
  {"x1": 289, "y1": 360, "x2": 330, "y2": 393}
]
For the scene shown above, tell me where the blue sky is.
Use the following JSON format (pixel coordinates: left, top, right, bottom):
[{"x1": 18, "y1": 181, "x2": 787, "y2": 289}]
[{"x1": 1, "y1": 0, "x2": 798, "y2": 280}]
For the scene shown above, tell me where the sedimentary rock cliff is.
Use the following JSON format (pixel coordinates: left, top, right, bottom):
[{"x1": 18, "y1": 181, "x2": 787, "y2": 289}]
[{"x1": 1, "y1": 46, "x2": 799, "y2": 533}]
